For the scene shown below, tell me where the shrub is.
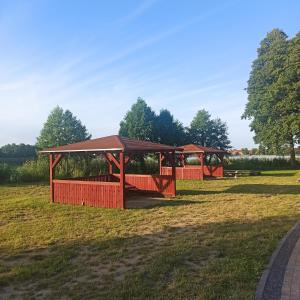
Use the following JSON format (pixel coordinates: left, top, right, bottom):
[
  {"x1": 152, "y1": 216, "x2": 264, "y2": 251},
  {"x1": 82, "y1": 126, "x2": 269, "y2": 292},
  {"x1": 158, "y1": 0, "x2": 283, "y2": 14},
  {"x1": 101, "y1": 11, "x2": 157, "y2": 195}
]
[
  {"x1": 224, "y1": 157, "x2": 300, "y2": 170},
  {"x1": 126, "y1": 157, "x2": 158, "y2": 174},
  {"x1": 13, "y1": 159, "x2": 49, "y2": 183},
  {"x1": 0, "y1": 163, "x2": 12, "y2": 183}
]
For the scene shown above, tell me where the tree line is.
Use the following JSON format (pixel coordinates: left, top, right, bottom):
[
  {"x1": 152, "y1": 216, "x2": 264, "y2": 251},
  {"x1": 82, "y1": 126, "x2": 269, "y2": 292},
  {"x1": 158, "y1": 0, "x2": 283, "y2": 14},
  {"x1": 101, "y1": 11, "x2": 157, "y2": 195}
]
[
  {"x1": 0, "y1": 144, "x2": 36, "y2": 159},
  {"x1": 119, "y1": 97, "x2": 230, "y2": 149},
  {"x1": 1, "y1": 103, "x2": 230, "y2": 161},
  {"x1": 33, "y1": 102, "x2": 230, "y2": 152}
]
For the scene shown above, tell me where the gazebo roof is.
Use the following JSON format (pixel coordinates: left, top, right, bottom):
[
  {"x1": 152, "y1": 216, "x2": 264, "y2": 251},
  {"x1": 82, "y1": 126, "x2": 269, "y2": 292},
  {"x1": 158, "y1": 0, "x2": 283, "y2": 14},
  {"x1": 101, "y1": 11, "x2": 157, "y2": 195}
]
[
  {"x1": 180, "y1": 144, "x2": 227, "y2": 154},
  {"x1": 40, "y1": 135, "x2": 182, "y2": 153}
]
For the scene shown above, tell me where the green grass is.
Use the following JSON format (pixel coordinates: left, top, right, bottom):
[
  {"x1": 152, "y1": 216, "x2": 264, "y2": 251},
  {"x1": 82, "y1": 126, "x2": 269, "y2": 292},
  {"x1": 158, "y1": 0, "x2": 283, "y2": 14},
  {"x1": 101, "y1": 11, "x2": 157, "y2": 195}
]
[{"x1": 0, "y1": 170, "x2": 300, "y2": 299}]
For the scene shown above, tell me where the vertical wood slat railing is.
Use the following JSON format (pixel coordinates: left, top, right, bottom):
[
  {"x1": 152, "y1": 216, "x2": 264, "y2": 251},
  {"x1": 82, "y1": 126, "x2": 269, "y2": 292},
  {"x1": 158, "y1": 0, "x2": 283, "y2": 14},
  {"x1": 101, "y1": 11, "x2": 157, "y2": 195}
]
[
  {"x1": 114, "y1": 174, "x2": 175, "y2": 196},
  {"x1": 66, "y1": 174, "x2": 119, "y2": 182},
  {"x1": 53, "y1": 179, "x2": 121, "y2": 208},
  {"x1": 161, "y1": 165, "x2": 224, "y2": 179},
  {"x1": 203, "y1": 165, "x2": 224, "y2": 177}
]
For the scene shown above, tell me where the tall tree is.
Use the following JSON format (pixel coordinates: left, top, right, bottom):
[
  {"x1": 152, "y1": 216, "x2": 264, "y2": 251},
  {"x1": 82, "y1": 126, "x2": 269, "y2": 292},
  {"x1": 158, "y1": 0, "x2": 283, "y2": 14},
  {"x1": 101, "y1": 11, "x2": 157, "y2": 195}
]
[
  {"x1": 155, "y1": 109, "x2": 186, "y2": 145},
  {"x1": 187, "y1": 109, "x2": 231, "y2": 149},
  {"x1": 36, "y1": 106, "x2": 91, "y2": 149},
  {"x1": 243, "y1": 29, "x2": 300, "y2": 165},
  {"x1": 119, "y1": 98, "x2": 156, "y2": 141}
]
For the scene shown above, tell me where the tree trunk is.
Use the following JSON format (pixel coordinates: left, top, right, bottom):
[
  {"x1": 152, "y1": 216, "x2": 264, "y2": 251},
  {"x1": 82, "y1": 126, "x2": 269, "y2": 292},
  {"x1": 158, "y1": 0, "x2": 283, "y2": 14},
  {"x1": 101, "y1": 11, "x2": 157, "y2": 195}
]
[{"x1": 289, "y1": 139, "x2": 296, "y2": 167}]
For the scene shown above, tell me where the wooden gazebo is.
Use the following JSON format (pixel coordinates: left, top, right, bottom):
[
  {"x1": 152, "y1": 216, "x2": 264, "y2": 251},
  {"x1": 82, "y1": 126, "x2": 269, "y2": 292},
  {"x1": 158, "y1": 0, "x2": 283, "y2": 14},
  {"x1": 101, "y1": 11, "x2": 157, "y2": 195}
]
[
  {"x1": 40, "y1": 135, "x2": 181, "y2": 209},
  {"x1": 161, "y1": 144, "x2": 226, "y2": 180}
]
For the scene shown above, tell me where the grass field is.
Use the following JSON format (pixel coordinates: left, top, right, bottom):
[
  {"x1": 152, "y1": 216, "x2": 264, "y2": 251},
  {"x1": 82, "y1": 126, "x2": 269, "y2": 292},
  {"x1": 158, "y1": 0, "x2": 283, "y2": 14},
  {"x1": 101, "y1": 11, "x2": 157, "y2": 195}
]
[{"x1": 0, "y1": 170, "x2": 300, "y2": 299}]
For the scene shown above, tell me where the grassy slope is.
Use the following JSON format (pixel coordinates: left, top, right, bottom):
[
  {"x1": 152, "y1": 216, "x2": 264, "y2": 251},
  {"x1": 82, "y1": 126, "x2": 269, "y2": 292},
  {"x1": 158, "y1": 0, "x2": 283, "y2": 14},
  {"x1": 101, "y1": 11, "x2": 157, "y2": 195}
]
[{"x1": 0, "y1": 170, "x2": 300, "y2": 299}]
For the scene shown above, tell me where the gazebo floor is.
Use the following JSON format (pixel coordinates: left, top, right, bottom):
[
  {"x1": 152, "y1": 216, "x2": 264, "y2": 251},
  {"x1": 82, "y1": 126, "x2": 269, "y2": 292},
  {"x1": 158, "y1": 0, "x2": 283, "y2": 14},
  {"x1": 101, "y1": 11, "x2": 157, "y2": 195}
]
[{"x1": 125, "y1": 190, "x2": 170, "y2": 209}]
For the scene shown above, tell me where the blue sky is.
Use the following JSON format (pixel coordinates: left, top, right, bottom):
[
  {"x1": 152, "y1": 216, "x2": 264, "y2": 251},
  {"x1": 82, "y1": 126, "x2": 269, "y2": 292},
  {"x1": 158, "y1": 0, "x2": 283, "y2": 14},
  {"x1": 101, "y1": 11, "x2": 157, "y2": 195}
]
[{"x1": 0, "y1": 0, "x2": 299, "y2": 148}]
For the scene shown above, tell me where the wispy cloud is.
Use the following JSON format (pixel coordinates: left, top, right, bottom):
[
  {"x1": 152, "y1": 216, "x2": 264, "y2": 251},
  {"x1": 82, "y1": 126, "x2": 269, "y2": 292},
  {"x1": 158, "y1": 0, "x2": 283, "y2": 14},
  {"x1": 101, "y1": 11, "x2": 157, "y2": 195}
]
[{"x1": 118, "y1": 0, "x2": 159, "y2": 24}]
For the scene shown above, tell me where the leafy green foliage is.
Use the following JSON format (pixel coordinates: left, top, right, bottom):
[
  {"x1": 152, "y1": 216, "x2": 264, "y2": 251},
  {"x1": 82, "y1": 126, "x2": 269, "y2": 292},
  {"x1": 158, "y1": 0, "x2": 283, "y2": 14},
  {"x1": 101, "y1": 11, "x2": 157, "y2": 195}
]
[
  {"x1": 36, "y1": 106, "x2": 91, "y2": 150},
  {"x1": 243, "y1": 29, "x2": 300, "y2": 164},
  {"x1": 187, "y1": 109, "x2": 231, "y2": 149},
  {"x1": 119, "y1": 98, "x2": 157, "y2": 141},
  {"x1": 0, "y1": 144, "x2": 36, "y2": 159},
  {"x1": 120, "y1": 99, "x2": 230, "y2": 148},
  {"x1": 224, "y1": 157, "x2": 300, "y2": 170},
  {"x1": 155, "y1": 109, "x2": 186, "y2": 145},
  {"x1": 0, "y1": 163, "x2": 12, "y2": 182}
]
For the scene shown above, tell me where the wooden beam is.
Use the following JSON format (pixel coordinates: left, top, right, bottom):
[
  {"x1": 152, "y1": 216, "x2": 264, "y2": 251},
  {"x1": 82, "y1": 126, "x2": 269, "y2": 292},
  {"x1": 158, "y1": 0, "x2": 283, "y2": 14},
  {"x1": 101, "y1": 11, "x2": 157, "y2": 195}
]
[
  {"x1": 125, "y1": 154, "x2": 131, "y2": 166},
  {"x1": 52, "y1": 154, "x2": 62, "y2": 169},
  {"x1": 171, "y1": 151, "x2": 176, "y2": 196},
  {"x1": 119, "y1": 151, "x2": 125, "y2": 209},
  {"x1": 200, "y1": 153, "x2": 204, "y2": 180},
  {"x1": 49, "y1": 154, "x2": 63, "y2": 203},
  {"x1": 105, "y1": 153, "x2": 120, "y2": 170},
  {"x1": 159, "y1": 153, "x2": 163, "y2": 175},
  {"x1": 103, "y1": 153, "x2": 113, "y2": 174},
  {"x1": 49, "y1": 154, "x2": 54, "y2": 203},
  {"x1": 179, "y1": 153, "x2": 185, "y2": 167}
]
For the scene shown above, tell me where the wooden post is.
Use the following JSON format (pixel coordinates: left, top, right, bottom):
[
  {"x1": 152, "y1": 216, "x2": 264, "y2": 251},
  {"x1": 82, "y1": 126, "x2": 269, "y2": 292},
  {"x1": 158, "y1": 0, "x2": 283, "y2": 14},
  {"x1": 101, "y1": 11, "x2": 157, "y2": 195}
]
[
  {"x1": 49, "y1": 154, "x2": 54, "y2": 203},
  {"x1": 159, "y1": 153, "x2": 162, "y2": 175},
  {"x1": 220, "y1": 154, "x2": 224, "y2": 177},
  {"x1": 171, "y1": 150, "x2": 176, "y2": 196},
  {"x1": 200, "y1": 153, "x2": 204, "y2": 180},
  {"x1": 108, "y1": 159, "x2": 113, "y2": 174},
  {"x1": 180, "y1": 153, "x2": 185, "y2": 167},
  {"x1": 49, "y1": 154, "x2": 62, "y2": 203},
  {"x1": 119, "y1": 151, "x2": 125, "y2": 209}
]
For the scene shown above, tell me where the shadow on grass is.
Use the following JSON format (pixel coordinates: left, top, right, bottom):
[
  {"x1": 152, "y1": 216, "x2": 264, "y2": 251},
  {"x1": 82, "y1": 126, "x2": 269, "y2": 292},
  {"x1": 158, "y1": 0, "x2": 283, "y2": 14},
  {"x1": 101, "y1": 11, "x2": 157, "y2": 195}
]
[
  {"x1": 0, "y1": 214, "x2": 299, "y2": 299},
  {"x1": 225, "y1": 184, "x2": 300, "y2": 195},
  {"x1": 125, "y1": 190, "x2": 200, "y2": 209},
  {"x1": 261, "y1": 172, "x2": 298, "y2": 177},
  {"x1": 126, "y1": 198, "x2": 199, "y2": 209},
  {"x1": 178, "y1": 184, "x2": 300, "y2": 196}
]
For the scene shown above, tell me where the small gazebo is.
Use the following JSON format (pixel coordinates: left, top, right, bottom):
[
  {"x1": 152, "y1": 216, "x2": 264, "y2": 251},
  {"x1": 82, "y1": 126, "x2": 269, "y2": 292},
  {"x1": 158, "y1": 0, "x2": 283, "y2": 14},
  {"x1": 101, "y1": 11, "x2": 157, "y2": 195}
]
[
  {"x1": 40, "y1": 135, "x2": 181, "y2": 209},
  {"x1": 161, "y1": 144, "x2": 226, "y2": 180}
]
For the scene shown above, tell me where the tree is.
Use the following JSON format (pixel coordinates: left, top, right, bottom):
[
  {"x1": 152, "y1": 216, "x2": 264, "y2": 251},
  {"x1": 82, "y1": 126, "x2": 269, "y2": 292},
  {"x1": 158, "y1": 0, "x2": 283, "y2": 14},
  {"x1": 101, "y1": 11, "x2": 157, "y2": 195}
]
[
  {"x1": 119, "y1": 98, "x2": 156, "y2": 141},
  {"x1": 243, "y1": 29, "x2": 300, "y2": 165},
  {"x1": 187, "y1": 109, "x2": 231, "y2": 150},
  {"x1": 155, "y1": 109, "x2": 186, "y2": 145},
  {"x1": 0, "y1": 143, "x2": 36, "y2": 158},
  {"x1": 36, "y1": 106, "x2": 91, "y2": 149}
]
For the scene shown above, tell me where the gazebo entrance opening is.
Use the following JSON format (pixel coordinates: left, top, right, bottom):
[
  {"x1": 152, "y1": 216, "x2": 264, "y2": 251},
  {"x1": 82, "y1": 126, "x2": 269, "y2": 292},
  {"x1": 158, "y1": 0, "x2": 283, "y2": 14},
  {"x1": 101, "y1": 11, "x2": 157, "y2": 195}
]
[{"x1": 41, "y1": 135, "x2": 181, "y2": 209}]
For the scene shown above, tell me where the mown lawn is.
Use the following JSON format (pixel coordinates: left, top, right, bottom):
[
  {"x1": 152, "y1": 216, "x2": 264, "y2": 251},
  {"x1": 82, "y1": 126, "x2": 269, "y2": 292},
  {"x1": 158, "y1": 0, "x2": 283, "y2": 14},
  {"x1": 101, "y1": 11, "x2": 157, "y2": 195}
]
[{"x1": 0, "y1": 170, "x2": 300, "y2": 299}]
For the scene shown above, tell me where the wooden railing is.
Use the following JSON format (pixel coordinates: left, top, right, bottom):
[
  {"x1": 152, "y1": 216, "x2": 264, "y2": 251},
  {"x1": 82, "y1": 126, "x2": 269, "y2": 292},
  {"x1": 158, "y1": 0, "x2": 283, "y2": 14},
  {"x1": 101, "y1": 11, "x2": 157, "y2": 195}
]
[
  {"x1": 66, "y1": 174, "x2": 118, "y2": 182},
  {"x1": 161, "y1": 165, "x2": 223, "y2": 180},
  {"x1": 161, "y1": 166, "x2": 203, "y2": 180},
  {"x1": 203, "y1": 165, "x2": 224, "y2": 177},
  {"x1": 53, "y1": 179, "x2": 121, "y2": 208},
  {"x1": 114, "y1": 174, "x2": 175, "y2": 196}
]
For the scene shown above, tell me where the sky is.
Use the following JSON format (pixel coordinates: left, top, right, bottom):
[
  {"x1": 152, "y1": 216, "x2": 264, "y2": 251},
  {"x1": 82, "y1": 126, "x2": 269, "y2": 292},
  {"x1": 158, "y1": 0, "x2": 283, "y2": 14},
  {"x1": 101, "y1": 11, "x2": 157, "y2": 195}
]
[{"x1": 0, "y1": 0, "x2": 299, "y2": 148}]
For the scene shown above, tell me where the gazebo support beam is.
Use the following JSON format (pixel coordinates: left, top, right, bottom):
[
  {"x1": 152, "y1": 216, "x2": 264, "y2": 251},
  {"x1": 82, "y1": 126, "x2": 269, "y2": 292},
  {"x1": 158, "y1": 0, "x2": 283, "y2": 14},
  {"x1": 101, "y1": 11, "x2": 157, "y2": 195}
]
[
  {"x1": 49, "y1": 153, "x2": 62, "y2": 203},
  {"x1": 159, "y1": 153, "x2": 164, "y2": 175},
  {"x1": 200, "y1": 153, "x2": 204, "y2": 180},
  {"x1": 105, "y1": 153, "x2": 120, "y2": 169},
  {"x1": 119, "y1": 151, "x2": 125, "y2": 209},
  {"x1": 171, "y1": 151, "x2": 176, "y2": 196}
]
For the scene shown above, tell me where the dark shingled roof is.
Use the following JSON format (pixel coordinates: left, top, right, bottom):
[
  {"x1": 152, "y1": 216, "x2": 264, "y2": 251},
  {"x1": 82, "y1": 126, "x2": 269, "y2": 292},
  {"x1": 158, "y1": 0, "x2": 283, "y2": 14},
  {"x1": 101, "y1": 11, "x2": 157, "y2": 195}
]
[
  {"x1": 180, "y1": 144, "x2": 227, "y2": 154},
  {"x1": 40, "y1": 135, "x2": 182, "y2": 153}
]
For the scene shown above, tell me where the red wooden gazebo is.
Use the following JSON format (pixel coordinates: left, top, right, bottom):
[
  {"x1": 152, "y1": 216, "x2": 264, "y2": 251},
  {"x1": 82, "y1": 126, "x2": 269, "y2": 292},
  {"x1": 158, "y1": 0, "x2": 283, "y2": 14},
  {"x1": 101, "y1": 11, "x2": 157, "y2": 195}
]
[
  {"x1": 40, "y1": 135, "x2": 181, "y2": 209},
  {"x1": 161, "y1": 144, "x2": 226, "y2": 180}
]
